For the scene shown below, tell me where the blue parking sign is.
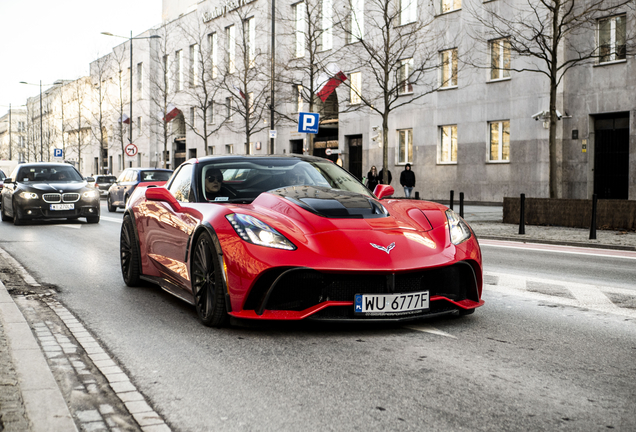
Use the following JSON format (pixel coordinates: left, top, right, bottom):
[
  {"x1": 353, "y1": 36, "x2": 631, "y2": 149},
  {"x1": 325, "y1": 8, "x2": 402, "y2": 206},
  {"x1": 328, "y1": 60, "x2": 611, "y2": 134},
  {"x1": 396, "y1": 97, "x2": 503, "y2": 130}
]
[
  {"x1": 53, "y1": 148, "x2": 63, "y2": 158},
  {"x1": 298, "y1": 112, "x2": 320, "y2": 134}
]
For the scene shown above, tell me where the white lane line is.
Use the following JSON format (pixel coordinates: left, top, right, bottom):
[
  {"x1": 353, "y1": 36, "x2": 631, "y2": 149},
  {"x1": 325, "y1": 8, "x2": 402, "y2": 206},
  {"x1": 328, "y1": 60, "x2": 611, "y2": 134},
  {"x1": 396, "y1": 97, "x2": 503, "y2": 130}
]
[
  {"x1": 0, "y1": 248, "x2": 40, "y2": 286},
  {"x1": 484, "y1": 271, "x2": 636, "y2": 318},
  {"x1": 51, "y1": 224, "x2": 81, "y2": 229},
  {"x1": 100, "y1": 216, "x2": 122, "y2": 223},
  {"x1": 480, "y1": 239, "x2": 636, "y2": 260},
  {"x1": 405, "y1": 324, "x2": 457, "y2": 339}
]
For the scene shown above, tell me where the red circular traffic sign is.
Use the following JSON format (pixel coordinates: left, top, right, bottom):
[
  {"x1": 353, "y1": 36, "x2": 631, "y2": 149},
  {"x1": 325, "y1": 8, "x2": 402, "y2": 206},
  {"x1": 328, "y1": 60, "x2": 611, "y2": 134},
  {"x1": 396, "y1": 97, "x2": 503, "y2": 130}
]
[{"x1": 125, "y1": 143, "x2": 138, "y2": 157}]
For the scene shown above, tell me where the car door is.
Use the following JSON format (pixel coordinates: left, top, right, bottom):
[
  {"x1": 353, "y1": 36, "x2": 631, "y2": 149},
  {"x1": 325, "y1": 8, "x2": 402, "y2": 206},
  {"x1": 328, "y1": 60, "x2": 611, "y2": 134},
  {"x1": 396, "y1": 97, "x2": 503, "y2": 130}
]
[
  {"x1": 112, "y1": 169, "x2": 131, "y2": 206},
  {"x1": 142, "y1": 164, "x2": 198, "y2": 289}
]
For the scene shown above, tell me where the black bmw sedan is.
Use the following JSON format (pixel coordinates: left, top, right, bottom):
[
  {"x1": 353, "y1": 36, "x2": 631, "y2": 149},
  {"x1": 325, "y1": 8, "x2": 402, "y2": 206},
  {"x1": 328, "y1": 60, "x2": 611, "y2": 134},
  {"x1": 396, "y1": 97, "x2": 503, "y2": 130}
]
[{"x1": 1, "y1": 162, "x2": 100, "y2": 225}]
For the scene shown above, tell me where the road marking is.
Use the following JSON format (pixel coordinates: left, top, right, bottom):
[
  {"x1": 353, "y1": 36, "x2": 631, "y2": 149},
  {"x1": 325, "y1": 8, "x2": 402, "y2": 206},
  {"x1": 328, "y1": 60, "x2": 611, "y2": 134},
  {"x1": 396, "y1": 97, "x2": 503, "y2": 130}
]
[
  {"x1": 484, "y1": 271, "x2": 636, "y2": 318},
  {"x1": 405, "y1": 324, "x2": 457, "y2": 339},
  {"x1": 480, "y1": 239, "x2": 636, "y2": 260},
  {"x1": 51, "y1": 224, "x2": 81, "y2": 229},
  {"x1": 100, "y1": 216, "x2": 122, "y2": 223}
]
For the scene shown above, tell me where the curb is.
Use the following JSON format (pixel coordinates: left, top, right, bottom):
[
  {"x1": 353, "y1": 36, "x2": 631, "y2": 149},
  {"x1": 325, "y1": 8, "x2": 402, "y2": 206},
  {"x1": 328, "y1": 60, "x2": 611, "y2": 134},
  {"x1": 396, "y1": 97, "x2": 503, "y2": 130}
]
[{"x1": 0, "y1": 280, "x2": 78, "y2": 432}]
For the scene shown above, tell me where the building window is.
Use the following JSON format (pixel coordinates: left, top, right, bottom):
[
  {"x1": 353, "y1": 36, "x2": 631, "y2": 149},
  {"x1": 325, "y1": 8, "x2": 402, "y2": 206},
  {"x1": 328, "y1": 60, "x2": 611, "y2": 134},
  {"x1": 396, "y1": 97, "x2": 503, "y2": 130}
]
[
  {"x1": 208, "y1": 33, "x2": 218, "y2": 78},
  {"x1": 350, "y1": 72, "x2": 361, "y2": 104},
  {"x1": 208, "y1": 146, "x2": 214, "y2": 155},
  {"x1": 18, "y1": 121, "x2": 25, "y2": 132},
  {"x1": 294, "y1": 85, "x2": 304, "y2": 112},
  {"x1": 599, "y1": 15, "x2": 626, "y2": 63},
  {"x1": 226, "y1": 25, "x2": 236, "y2": 73},
  {"x1": 490, "y1": 38, "x2": 510, "y2": 80},
  {"x1": 398, "y1": 58, "x2": 413, "y2": 95},
  {"x1": 226, "y1": 97, "x2": 233, "y2": 121},
  {"x1": 400, "y1": 0, "x2": 416, "y2": 25},
  {"x1": 190, "y1": 107, "x2": 195, "y2": 125},
  {"x1": 189, "y1": 44, "x2": 199, "y2": 86},
  {"x1": 294, "y1": 2, "x2": 306, "y2": 58},
  {"x1": 489, "y1": 120, "x2": 510, "y2": 162},
  {"x1": 441, "y1": 49, "x2": 457, "y2": 88},
  {"x1": 244, "y1": 17, "x2": 256, "y2": 67},
  {"x1": 439, "y1": 125, "x2": 457, "y2": 163},
  {"x1": 441, "y1": 0, "x2": 461, "y2": 13},
  {"x1": 175, "y1": 50, "x2": 183, "y2": 91},
  {"x1": 137, "y1": 62, "x2": 143, "y2": 92},
  {"x1": 137, "y1": 117, "x2": 143, "y2": 136},
  {"x1": 321, "y1": 0, "x2": 333, "y2": 51},
  {"x1": 208, "y1": 101, "x2": 215, "y2": 124},
  {"x1": 189, "y1": 148, "x2": 197, "y2": 159},
  {"x1": 349, "y1": 0, "x2": 364, "y2": 43},
  {"x1": 226, "y1": 144, "x2": 234, "y2": 154},
  {"x1": 398, "y1": 129, "x2": 413, "y2": 164},
  {"x1": 19, "y1": 136, "x2": 25, "y2": 147}
]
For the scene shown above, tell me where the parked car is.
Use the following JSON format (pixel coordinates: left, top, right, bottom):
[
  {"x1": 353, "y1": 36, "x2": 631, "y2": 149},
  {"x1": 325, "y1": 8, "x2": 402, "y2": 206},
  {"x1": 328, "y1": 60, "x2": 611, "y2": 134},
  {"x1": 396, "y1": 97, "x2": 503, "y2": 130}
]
[
  {"x1": 94, "y1": 175, "x2": 117, "y2": 198},
  {"x1": 120, "y1": 155, "x2": 484, "y2": 327},
  {"x1": 1, "y1": 162, "x2": 99, "y2": 225},
  {"x1": 0, "y1": 169, "x2": 5, "y2": 209},
  {"x1": 107, "y1": 168, "x2": 173, "y2": 212}
]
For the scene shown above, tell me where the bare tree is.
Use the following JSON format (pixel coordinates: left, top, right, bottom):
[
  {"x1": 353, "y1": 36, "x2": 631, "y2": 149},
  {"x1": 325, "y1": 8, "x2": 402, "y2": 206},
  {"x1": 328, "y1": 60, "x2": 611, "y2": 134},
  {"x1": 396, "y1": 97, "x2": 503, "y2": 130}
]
[
  {"x1": 276, "y1": 0, "x2": 346, "y2": 155},
  {"x1": 148, "y1": 23, "x2": 179, "y2": 168},
  {"x1": 467, "y1": 0, "x2": 635, "y2": 198},
  {"x1": 219, "y1": 7, "x2": 271, "y2": 154},
  {"x1": 178, "y1": 15, "x2": 228, "y2": 156},
  {"x1": 104, "y1": 45, "x2": 132, "y2": 170},
  {"x1": 337, "y1": 0, "x2": 449, "y2": 185},
  {"x1": 90, "y1": 56, "x2": 111, "y2": 174},
  {"x1": 66, "y1": 77, "x2": 92, "y2": 173}
]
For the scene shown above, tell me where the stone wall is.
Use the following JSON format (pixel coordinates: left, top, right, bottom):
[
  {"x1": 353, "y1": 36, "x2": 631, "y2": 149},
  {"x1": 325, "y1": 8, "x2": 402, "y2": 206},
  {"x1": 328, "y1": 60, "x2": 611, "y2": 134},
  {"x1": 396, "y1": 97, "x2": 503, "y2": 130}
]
[{"x1": 503, "y1": 197, "x2": 636, "y2": 230}]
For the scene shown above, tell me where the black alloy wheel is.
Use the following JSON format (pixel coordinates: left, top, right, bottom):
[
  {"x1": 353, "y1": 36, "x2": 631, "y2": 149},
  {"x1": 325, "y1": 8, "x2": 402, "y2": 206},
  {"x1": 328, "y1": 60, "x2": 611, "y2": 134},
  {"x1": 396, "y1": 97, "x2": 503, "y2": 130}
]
[
  {"x1": 120, "y1": 215, "x2": 141, "y2": 286},
  {"x1": 12, "y1": 199, "x2": 23, "y2": 226},
  {"x1": 107, "y1": 195, "x2": 116, "y2": 212},
  {"x1": 1, "y1": 201, "x2": 10, "y2": 222},
  {"x1": 191, "y1": 232, "x2": 228, "y2": 327}
]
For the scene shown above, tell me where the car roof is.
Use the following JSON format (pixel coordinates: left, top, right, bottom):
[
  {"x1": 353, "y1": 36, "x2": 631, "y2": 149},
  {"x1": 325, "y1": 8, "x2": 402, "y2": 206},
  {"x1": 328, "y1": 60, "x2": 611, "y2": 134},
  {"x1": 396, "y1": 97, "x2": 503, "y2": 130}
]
[
  {"x1": 17, "y1": 162, "x2": 77, "y2": 168},
  {"x1": 190, "y1": 154, "x2": 327, "y2": 165}
]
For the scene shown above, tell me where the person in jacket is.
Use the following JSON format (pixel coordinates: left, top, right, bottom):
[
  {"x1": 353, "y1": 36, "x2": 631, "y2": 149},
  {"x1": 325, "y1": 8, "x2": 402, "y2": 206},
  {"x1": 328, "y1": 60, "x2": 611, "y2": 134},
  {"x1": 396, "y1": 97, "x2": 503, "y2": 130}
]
[
  {"x1": 400, "y1": 163, "x2": 415, "y2": 198},
  {"x1": 378, "y1": 167, "x2": 392, "y2": 186},
  {"x1": 366, "y1": 166, "x2": 380, "y2": 192}
]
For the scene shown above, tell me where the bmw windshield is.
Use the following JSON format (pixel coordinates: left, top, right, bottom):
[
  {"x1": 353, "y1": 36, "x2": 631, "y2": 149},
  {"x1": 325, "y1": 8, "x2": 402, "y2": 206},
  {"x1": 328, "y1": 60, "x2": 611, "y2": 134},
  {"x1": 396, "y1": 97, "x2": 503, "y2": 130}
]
[{"x1": 16, "y1": 165, "x2": 84, "y2": 183}]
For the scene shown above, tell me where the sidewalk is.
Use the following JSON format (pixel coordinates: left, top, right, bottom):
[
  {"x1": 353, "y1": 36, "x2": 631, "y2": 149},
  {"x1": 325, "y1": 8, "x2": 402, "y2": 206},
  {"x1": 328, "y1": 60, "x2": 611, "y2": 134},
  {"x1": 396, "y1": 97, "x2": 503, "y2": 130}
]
[{"x1": 0, "y1": 205, "x2": 635, "y2": 431}]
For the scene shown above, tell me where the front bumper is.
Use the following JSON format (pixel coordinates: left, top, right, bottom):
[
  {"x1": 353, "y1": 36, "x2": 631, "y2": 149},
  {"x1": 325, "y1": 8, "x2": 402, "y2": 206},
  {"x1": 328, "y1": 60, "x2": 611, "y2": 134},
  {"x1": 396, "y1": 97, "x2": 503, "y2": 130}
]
[{"x1": 16, "y1": 202, "x2": 100, "y2": 220}]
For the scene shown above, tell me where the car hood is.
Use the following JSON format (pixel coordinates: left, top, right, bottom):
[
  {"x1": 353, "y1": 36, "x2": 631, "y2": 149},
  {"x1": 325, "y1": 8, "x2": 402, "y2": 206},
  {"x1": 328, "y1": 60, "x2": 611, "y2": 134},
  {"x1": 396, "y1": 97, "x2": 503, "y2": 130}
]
[{"x1": 24, "y1": 182, "x2": 88, "y2": 192}]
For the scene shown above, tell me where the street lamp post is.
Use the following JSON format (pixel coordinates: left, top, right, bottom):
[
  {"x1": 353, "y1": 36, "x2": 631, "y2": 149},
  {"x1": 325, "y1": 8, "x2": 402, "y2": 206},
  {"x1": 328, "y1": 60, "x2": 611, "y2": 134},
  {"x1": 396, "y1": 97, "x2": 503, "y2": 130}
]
[{"x1": 101, "y1": 32, "x2": 161, "y2": 147}]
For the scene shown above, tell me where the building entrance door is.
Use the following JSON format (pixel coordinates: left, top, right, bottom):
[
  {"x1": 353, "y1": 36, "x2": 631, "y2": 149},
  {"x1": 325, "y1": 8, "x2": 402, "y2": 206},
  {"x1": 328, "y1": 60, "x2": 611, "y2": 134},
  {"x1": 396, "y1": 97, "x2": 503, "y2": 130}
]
[
  {"x1": 594, "y1": 113, "x2": 629, "y2": 199},
  {"x1": 347, "y1": 135, "x2": 363, "y2": 181}
]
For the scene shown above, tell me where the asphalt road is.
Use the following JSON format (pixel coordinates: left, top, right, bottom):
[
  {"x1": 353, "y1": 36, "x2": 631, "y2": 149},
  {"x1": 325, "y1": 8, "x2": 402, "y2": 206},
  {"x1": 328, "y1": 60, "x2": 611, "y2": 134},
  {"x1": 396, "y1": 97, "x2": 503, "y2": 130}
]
[{"x1": 1, "y1": 202, "x2": 635, "y2": 431}]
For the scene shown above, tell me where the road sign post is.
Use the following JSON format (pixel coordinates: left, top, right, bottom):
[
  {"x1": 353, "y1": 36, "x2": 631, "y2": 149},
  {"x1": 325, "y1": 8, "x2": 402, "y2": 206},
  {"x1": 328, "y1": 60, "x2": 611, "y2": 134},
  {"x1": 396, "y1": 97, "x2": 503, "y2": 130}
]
[{"x1": 125, "y1": 143, "x2": 138, "y2": 158}]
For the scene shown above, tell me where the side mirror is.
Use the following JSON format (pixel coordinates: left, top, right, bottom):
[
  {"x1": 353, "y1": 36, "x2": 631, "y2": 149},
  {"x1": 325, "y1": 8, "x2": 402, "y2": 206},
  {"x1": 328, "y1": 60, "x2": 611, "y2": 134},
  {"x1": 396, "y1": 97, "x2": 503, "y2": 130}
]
[
  {"x1": 374, "y1": 184, "x2": 394, "y2": 200},
  {"x1": 3, "y1": 178, "x2": 13, "y2": 184},
  {"x1": 145, "y1": 186, "x2": 182, "y2": 212}
]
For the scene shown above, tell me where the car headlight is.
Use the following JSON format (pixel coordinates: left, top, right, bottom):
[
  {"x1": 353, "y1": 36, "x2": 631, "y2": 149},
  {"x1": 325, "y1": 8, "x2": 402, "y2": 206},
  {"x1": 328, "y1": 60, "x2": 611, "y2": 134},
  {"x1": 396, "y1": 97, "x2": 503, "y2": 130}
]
[
  {"x1": 226, "y1": 213, "x2": 296, "y2": 250},
  {"x1": 446, "y1": 209, "x2": 472, "y2": 245},
  {"x1": 83, "y1": 190, "x2": 98, "y2": 199},
  {"x1": 20, "y1": 192, "x2": 38, "y2": 200}
]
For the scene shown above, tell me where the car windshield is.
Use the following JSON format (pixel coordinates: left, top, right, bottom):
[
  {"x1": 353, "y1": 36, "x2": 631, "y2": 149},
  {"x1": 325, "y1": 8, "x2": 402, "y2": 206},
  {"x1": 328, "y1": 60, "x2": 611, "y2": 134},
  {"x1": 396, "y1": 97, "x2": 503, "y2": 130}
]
[
  {"x1": 17, "y1": 165, "x2": 83, "y2": 183},
  {"x1": 0, "y1": 170, "x2": 5, "y2": 180},
  {"x1": 97, "y1": 176, "x2": 116, "y2": 183},
  {"x1": 199, "y1": 158, "x2": 372, "y2": 203},
  {"x1": 140, "y1": 171, "x2": 172, "y2": 182}
]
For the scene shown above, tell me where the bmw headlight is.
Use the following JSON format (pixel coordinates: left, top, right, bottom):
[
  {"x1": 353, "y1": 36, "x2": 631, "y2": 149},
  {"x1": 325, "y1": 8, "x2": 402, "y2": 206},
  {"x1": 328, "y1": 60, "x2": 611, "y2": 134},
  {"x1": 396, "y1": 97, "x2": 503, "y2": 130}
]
[
  {"x1": 83, "y1": 190, "x2": 98, "y2": 199},
  {"x1": 20, "y1": 192, "x2": 38, "y2": 200},
  {"x1": 446, "y1": 209, "x2": 472, "y2": 245},
  {"x1": 226, "y1": 214, "x2": 296, "y2": 250}
]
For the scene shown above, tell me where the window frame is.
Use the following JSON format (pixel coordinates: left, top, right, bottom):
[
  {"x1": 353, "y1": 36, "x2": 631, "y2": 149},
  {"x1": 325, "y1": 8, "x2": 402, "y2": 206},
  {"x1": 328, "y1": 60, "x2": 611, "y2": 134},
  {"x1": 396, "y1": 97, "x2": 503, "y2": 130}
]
[
  {"x1": 438, "y1": 125, "x2": 458, "y2": 164},
  {"x1": 397, "y1": 58, "x2": 414, "y2": 95},
  {"x1": 350, "y1": 72, "x2": 361, "y2": 104},
  {"x1": 397, "y1": 128, "x2": 413, "y2": 164},
  {"x1": 598, "y1": 14, "x2": 626, "y2": 64},
  {"x1": 488, "y1": 120, "x2": 510, "y2": 163},
  {"x1": 440, "y1": 48, "x2": 458, "y2": 89},
  {"x1": 490, "y1": 38, "x2": 511, "y2": 81}
]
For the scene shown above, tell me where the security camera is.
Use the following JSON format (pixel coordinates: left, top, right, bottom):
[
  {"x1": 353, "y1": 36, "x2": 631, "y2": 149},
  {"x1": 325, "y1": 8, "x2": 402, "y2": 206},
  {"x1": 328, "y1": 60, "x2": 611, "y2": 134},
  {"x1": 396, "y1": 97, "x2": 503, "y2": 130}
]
[
  {"x1": 555, "y1": 110, "x2": 562, "y2": 120},
  {"x1": 532, "y1": 111, "x2": 545, "y2": 121}
]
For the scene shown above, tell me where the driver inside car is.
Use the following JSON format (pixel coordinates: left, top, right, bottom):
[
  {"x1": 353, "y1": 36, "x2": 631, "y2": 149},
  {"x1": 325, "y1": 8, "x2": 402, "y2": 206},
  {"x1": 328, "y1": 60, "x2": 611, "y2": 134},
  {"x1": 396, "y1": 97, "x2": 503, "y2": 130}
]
[{"x1": 204, "y1": 168, "x2": 225, "y2": 201}]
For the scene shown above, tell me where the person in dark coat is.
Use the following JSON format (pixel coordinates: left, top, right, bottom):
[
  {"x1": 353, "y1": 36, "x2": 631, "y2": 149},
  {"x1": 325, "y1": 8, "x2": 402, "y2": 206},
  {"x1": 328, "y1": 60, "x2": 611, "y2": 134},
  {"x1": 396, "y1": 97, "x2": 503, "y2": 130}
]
[
  {"x1": 378, "y1": 167, "x2": 392, "y2": 185},
  {"x1": 400, "y1": 163, "x2": 416, "y2": 198},
  {"x1": 366, "y1": 166, "x2": 380, "y2": 192}
]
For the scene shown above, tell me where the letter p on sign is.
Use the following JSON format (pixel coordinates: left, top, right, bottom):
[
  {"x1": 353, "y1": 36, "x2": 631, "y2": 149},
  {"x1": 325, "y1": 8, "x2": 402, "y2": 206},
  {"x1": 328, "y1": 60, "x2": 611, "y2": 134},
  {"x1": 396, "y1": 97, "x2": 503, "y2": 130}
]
[{"x1": 298, "y1": 112, "x2": 320, "y2": 134}]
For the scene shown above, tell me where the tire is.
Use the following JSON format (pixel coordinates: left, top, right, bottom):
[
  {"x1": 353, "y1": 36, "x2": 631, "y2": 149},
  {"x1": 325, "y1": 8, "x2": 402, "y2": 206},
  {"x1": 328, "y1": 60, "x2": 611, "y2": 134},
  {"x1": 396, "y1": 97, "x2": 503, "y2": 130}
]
[
  {"x1": 86, "y1": 215, "x2": 100, "y2": 224},
  {"x1": 12, "y1": 200, "x2": 23, "y2": 226},
  {"x1": 1, "y1": 203, "x2": 10, "y2": 222},
  {"x1": 107, "y1": 195, "x2": 116, "y2": 212},
  {"x1": 191, "y1": 232, "x2": 228, "y2": 327},
  {"x1": 120, "y1": 215, "x2": 142, "y2": 286}
]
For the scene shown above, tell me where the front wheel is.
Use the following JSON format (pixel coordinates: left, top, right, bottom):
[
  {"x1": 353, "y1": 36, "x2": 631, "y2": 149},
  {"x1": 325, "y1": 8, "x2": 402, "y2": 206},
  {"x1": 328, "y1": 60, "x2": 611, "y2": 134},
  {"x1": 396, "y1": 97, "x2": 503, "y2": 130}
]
[
  {"x1": 1, "y1": 203, "x2": 10, "y2": 222},
  {"x1": 107, "y1": 195, "x2": 116, "y2": 212},
  {"x1": 12, "y1": 200, "x2": 23, "y2": 226},
  {"x1": 191, "y1": 232, "x2": 228, "y2": 327},
  {"x1": 120, "y1": 215, "x2": 141, "y2": 286}
]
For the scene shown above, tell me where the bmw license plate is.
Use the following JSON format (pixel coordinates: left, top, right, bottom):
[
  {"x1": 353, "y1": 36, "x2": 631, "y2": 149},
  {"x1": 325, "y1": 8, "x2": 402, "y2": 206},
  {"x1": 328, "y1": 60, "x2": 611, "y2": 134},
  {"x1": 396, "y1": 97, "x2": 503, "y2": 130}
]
[
  {"x1": 50, "y1": 203, "x2": 74, "y2": 211},
  {"x1": 354, "y1": 291, "x2": 429, "y2": 316}
]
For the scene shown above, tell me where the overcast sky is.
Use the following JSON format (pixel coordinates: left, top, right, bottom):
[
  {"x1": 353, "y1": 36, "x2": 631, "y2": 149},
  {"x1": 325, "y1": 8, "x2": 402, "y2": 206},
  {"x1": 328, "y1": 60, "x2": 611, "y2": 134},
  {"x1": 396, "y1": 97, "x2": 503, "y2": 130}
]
[{"x1": 0, "y1": 0, "x2": 162, "y2": 112}]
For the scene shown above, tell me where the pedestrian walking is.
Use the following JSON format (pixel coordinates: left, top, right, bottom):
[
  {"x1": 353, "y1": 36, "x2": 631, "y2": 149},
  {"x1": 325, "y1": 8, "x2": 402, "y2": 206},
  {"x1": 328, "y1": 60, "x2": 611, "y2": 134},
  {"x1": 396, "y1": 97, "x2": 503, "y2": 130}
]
[
  {"x1": 400, "y1": 163, "x2": 415, "y2": 198},
  {"x1": 378, "y1": 167, "x2": 392, "y2": 185},
  {"x1": 366, "y1": 166, "x2": 381, "y2": 192}
]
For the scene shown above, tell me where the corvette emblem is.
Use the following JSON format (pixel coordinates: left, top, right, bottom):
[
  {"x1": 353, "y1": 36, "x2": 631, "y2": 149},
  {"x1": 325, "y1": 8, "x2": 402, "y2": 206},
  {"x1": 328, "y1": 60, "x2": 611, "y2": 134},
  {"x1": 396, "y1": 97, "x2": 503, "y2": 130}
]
[{"x1": 370, "y1": 242, "x2": 395, "y2": 254}]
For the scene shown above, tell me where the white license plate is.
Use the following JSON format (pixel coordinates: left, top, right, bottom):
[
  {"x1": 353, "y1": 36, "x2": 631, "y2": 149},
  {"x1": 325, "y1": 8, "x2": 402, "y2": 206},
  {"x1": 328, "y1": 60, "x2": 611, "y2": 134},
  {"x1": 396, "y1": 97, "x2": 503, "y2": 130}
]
[
  {"x1": 50, "y1": 203, "x2": 74, "y2": 211},
  {"x1": 354, "y1": 291, "x2": 429, "y2": 316}
]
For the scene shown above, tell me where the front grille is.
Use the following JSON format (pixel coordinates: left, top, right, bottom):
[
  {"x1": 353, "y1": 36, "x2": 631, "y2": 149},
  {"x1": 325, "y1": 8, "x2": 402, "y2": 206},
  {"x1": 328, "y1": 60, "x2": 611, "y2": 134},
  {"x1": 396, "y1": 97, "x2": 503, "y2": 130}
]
[
  {"x1": 62, "y1": 193, "x2": 80, "y2": 202},
  {"x1": 244, "y1": 262, "x2": 479, "y2": 313},
  {"x1": 43, "y1": 193, "x2": 61, "y2": 203},
  {"x1": 309, "y1": 301, "x2": 459, "y2": 320}
]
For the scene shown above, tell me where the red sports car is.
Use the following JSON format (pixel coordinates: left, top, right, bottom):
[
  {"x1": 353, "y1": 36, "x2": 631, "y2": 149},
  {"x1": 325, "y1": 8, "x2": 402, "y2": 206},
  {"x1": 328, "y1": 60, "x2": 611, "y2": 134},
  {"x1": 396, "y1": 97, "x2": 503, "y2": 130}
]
[{"x1": 120, "y1": 155, "x2": 483, "y2": 327}]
